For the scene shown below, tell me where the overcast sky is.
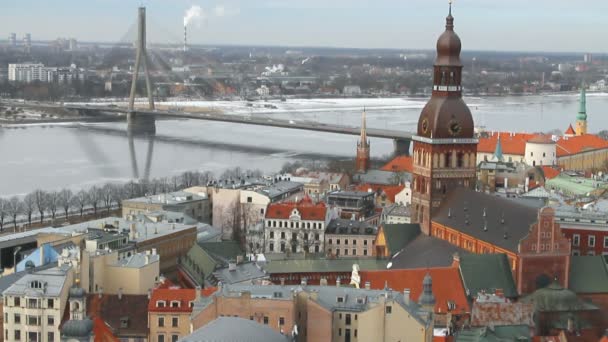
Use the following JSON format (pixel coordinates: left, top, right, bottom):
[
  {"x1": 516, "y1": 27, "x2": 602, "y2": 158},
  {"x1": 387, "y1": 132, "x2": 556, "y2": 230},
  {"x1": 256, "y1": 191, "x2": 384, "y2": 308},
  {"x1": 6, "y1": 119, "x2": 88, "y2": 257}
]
[{"x1": 2, "y1": 0, "x2": 606, "y2": 53}]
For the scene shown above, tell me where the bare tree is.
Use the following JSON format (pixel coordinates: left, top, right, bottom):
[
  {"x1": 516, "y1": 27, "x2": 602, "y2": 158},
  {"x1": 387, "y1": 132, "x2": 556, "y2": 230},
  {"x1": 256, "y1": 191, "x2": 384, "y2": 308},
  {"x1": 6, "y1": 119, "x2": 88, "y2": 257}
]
[
  {"x1": 88, "y1": 186, "x2": 102, "y2": 217},
  {"x1": 74, "y1": 190, "x2": 88, "y2": 217},
  {"x1": 23, "y1": 193, "x2": 36, "y2": 227},
  {"x1": 34, "y1": 189, "x2": 48, "y2": 224},
  {"x1": 47, "y1": 191, "x2": 60, "y2": 223},
  {"x1": 101, "y1": 184, "x2": 113, "y2": 214},
  {"x1": 7, "y1": 197, "x2": 21, "y2": 231},
  {"x1": 58, "y1": 189, "x2": 73, "y2": 219},
  {"x1": 110, "y1": 185, "x2": 126, "y2": 211},
  {"x1": 0, "y1": 198, "x2": 7, "y2": 232}
]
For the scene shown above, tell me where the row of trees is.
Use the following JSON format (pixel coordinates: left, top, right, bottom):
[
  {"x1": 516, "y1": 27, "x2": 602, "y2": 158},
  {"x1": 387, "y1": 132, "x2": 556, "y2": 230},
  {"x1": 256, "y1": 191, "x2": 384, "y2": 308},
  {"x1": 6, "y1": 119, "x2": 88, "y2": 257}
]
[{"x1": 0, "y1": 169, "x2": 261, "y2": 232}]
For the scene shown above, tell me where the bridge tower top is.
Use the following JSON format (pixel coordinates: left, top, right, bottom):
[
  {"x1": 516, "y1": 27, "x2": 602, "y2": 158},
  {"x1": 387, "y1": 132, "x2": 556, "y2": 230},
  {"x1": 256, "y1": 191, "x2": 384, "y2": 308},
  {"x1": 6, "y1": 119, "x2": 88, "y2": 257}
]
[{"x1": 128, "y1": 6, "x2": 155, "y2": 112}]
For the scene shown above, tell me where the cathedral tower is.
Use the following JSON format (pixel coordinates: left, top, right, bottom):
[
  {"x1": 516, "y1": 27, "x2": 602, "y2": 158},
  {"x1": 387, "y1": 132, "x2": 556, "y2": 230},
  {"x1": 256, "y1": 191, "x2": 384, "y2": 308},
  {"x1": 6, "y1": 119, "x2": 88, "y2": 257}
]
[
  {"x1": 575, "y1": 86, "x2": 587, "y2": 136},
  {"x1": 411, "y1": 2, "x2": 478, "y2": 235},
  {"x1": 355, "y1": 108, "x2": 370, "y2": 173}
]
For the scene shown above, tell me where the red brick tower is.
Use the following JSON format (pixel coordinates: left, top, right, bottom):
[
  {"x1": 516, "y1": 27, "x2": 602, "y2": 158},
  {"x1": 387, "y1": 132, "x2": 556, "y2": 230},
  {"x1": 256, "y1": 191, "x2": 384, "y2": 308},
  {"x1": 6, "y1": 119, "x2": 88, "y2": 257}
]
[
  {"x1": 355, "y1": 108, "x2": 370, "y2": 173},
  {"x1": 411, "y1": 3, "x2": 478, "y2": 235}
]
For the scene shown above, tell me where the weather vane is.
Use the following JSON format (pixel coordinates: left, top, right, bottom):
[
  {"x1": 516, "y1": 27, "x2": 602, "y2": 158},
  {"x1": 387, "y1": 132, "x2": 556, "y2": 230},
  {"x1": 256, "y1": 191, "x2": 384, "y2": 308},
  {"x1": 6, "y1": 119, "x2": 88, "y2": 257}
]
[{"x1": 449, "y1": 0, "x2": 453, "y2": 15}]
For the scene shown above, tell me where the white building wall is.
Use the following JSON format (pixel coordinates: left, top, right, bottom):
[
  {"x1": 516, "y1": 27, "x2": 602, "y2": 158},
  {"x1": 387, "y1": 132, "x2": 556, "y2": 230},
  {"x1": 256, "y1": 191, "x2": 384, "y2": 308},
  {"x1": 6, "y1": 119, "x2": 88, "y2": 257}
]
[{"x1": 524, "y1": 142, "x2": 557, "y2": 166}]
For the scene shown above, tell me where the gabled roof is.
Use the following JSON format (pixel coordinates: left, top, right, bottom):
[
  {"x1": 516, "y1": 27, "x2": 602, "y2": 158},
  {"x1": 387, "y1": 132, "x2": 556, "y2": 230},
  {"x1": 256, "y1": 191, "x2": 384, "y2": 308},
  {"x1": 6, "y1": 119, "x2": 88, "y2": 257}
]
[
  {"x1": 556, "y1": 134, "x2": 608, "y2": 157},
  {"x1": 199, "y1": 241, "x2": 244, "y2": 264},
  {"x1": 380, "y1": 223, "x2": 421, "y2": 255},
  {"x1": 432, "y1": 188, "x2": 538, "y2": 253},
  {"x1": 541, "y1": 166, "x2": 560, "y2": 180},
  {"x1": 478, "y1": 132, "x2": 535, "y2": 156},
  {"x1": 87, "y1": 294, "x2": 149, "y2": 338},
  {"x1": 265, "y1": 197, "x2": 327, "y2": 221},
  {"x1": 564, "y1": 124, "x2": 576, "y2": 135},
  {"x1": 568, "y1": 256, "x2": 608, "y2": 294},
  {"x1": 520, "y1": 281, "x2": 599, "y2": 312},
  {"x1": 360, "y1": 267, "x2": 470, "y2": 314},
  {"x1": 381, "y1": 155, "x2": 414, "y2": 173},
  {"x1": 389, "y1": 235, "x2": 467, "y2": 270},
  {"x1": 459, "y1": 254, "x2": 518, "y2": 299}
]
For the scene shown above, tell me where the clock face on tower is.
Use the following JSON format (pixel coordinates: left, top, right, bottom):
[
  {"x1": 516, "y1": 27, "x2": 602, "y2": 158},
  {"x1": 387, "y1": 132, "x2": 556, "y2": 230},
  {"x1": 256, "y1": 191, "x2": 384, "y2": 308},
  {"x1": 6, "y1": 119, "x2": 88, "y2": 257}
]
[
  {"x1": 448, "y1": 119, "x2": 462, "y2": 136},
  {"x1": 421, "y1": 118, "x2": 429, "y2": 134}
]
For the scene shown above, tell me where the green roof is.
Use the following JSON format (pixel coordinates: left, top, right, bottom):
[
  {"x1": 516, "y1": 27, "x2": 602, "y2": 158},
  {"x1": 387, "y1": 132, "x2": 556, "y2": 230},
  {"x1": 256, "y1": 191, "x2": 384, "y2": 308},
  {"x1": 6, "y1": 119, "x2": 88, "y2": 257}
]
[
  {"x1": 459, "y1": 253, "x2": 518, "y2": 298},
  {"x1": 382, "y1": 223, "x2": 421, "y2": 255},
  {"x1": 199, "y1": 241, "x2": 245, "y2": 263},
  {"x1": 181, "y1": 244, "x2": 219, "y2": 285},
  {"x1": 456, "y1": 325, "x2": 531, "y2": 342},
  {"x1": 520, "y1": 281, "x2": 599, "y2": 312},
  {"x1": 265, "y1": 258, "x2": 388, "y2": 274},
  {"x1": 546, "y1": 175, "x2": 608, "y2": 197},
  {"x1": 569, "y1": 256, "x2": 608, "y2": 294}
]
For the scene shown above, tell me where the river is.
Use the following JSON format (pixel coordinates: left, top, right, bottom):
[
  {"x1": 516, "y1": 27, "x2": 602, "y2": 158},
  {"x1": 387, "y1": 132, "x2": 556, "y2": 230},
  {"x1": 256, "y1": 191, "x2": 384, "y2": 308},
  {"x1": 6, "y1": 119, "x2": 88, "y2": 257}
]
[{"x1": 1, "y1": 93, "x2": 607, "y2": 196}]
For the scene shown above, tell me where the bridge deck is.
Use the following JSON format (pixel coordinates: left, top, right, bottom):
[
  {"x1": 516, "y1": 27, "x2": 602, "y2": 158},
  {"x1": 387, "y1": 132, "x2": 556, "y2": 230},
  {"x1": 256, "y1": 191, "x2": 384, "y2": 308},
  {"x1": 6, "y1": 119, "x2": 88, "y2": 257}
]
[{"x1": 1, "y1": 101, "x2": 413, "y2": 140}]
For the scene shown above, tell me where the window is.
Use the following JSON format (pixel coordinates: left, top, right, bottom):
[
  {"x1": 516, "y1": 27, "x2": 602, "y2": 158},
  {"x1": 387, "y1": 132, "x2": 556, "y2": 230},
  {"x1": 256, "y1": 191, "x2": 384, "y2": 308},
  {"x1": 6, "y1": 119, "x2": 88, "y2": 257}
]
[
  {"x1": 27, "y1": 298, "x2": 39, "y2": 308},
  {"x1": 14, "y1": 297, "x2": 20, "y2": 307},
  {"x1": 158, "y1": 335, "x2": 165, "y2": 342},
  {"x1": 172, "y1": 317, "x2": 178, "y2": 327},
  {"x1": 247, "y1": 197, "x2": 252, "y2": 203},
  {"x1": 170, "y1": 301, "x2": 180, "y2": 308},
  {"x1": 47, "y1": 299, "x2": 54, "y2": 308},
  {"x1": 315, "y1": 233, "x2": 319, "y2": 240},
  {"x1": 281, "y1": 232, "x2": 285, "y2": 239},
  {"x1": 352, "y1": 249, "x2": 356, "y2": 255},
  {"x1": 328, "y1": 239, "x2": 333, "y2": 245},
  {"x1": 339, "y1": 328, "x2": 342, "y2": 337},
  {"x1": 14, "y1": 330, "x2": 21, "y2": 341},
  {"x1": 47, "y1": 315, "x2": 54, "y2": 326},
  {"x1": 279, "y1": 317, "x2": 285, "y2": 325},
  {"x1": 345, "y1": 314, "x2": 351, "y2": 325},
  {"x1": 573, "y1": 234, "x2": 580, "y2": 247},
  {"x1": 47, "y1": 332, "x2": 54, "y2": 342},
  {"x1": 352, "y1": 239, "x2": 356, "y2": 245},
  {"x1": 363, "y1": 250, "x2": 368, "y2": 256},
  {"x1": 345, "y1": 239, "x2": 348, "y2": 245},
  {"x1": 337, "y1": 297, "x2": 344, "y2": 303},
  {"x1": 171, "y1": 335, "x2": 178, "y2": 342},
  {"x1": 14, "y1": 313, "x2": 21, "y2": 324},
  {"x1": 344, "y1": 249, "x2": 348, "y2": 256},
  {"x1": 27, "y1": 315, "x2": 39, "y2": 326},
  {"x1": 269, "y1": 243, "x2": 274, "y2": 252},
  {"x1": 337, "y1": 239, "x2": 340, "y2": 245},
  {"x1": 604, "y1": 236, "x2": 608, "y2": 249},
  {"x1": 263, "y1": 316, "x2": 269, "y2": 325},
  {"x1": 269, "y1": 231, "x2": 274, "y2": 239},
  {"x1": 386, "y1": 306, "x2": 392, "y2": 314},
  {"x1": 589, "y1": 235, "x2": 596, "y2": 247},
  {"x1": 158, "y1": 317, "x2": 165, "y2": 327},
  {"x1": 28, "y1": 332, "x2": 38, "y2": 342},
  {"x1": 364, "y1": 240, "x2": 368, "y2": 246}
]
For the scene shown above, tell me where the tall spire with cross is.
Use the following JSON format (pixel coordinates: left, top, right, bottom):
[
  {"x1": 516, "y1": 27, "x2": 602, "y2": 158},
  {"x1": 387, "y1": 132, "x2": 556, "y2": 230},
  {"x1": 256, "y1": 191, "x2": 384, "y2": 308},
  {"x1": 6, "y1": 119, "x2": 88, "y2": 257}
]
[{"x1": 356, "y1": 108, "x2": 371, "y2": 173}]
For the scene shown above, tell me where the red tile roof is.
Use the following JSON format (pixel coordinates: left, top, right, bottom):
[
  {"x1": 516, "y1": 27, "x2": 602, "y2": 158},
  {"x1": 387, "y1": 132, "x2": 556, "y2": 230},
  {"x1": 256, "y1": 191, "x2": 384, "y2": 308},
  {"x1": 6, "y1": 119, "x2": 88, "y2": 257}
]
[
  {"x1": 541, "y1": 166, "x2": 560, "y2": 180},
  {"x1": 359, "y1": 267, "x2": 470, "y2": 314},
  {"x1": 381, "y1": 155, "x2": 413, "y2": 173},
  {"x1": 355, "y1": 184, "x2": 405, "y2": 203},
  {"x1": 565, "y1": 124, "x2": 576, "y2": 135},
  {"x1": 478, "y1": 132, "x2": 535, "y2": 156},
  {"x1": 148, "y1": 287, "x2": 217, "y2": 313},
  {"x1": 265, "y1": 196, "x2": 327, "y2": 221},
  {"x1": 92, "y1": 316, "x2": 119, "y2": 342},
  {"x1": 556, "y1": 134, "x2": 608, "y2": 157}
]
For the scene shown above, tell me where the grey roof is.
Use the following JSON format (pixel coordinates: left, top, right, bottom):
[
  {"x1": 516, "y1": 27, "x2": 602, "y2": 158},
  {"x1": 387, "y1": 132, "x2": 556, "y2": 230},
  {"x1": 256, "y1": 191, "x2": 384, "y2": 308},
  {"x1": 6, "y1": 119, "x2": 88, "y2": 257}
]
[
  {"x1": 0, "y1": 262, "x2": 57, "y2": 295},
  {"x1": 123, "y1": 191, "x2": 207, "y2": 206},
  {"x1": 61, "y1": 318, "x2": 94, "y2": 338},
  {"x1": 3, "y1": 265, "x2": 71, "y2": 298},
  {"x1": 258, "y1": 181, "x2": 303, "y2": 201},
  {"x1": 179, "y1": 317, "x2": 291, "y2": 342},
  {"x1": 389, "y1": 235, "x2": 467, "y2": 270},
  {"x1": 382, "y1": 204, "x2": 411, "y2": 218},
  {"x1": 433, "y1": 188, "x2": 538, "y2": 253},
  {"x1": 325, "y1": 219, "x2": 377, "y2": 236},
  {"x1": 353, "y1": 169, "x2": 411, "y2": 185},
  {"x1": 115, "y1": 252, "x2": 159, "y2": 268},
  {"x1": 211, "y1": 262, "x2": 268, "y2": 285},
  {"x1": 328, "y1": 191, "x2": 374, "y2": 199}
]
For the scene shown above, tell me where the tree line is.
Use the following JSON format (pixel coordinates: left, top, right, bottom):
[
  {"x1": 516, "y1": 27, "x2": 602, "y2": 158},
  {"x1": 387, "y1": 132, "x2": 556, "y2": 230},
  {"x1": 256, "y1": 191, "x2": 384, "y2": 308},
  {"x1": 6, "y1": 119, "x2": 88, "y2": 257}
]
[{"x1": 0, "y1": 169, "x2": 263, "y2": 232}]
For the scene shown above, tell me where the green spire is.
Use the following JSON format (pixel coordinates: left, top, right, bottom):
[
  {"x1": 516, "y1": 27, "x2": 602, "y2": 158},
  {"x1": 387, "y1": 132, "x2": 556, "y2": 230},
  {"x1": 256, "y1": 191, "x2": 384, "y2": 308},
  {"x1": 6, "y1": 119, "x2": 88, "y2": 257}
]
[
  {"x1": 577, "y1": 87, "x2": 587, "y2": 121},
  {"x1": 493, "y1": 136, "x2": 504, "y2": 162}
]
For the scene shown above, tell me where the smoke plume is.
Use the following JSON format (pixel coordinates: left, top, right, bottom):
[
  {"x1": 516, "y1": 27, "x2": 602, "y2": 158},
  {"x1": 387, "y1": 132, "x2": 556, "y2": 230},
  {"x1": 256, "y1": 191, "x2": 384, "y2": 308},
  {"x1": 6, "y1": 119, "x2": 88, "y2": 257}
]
[{"x1": 184, "y1": 5, "x2": 203, "y2": 27}]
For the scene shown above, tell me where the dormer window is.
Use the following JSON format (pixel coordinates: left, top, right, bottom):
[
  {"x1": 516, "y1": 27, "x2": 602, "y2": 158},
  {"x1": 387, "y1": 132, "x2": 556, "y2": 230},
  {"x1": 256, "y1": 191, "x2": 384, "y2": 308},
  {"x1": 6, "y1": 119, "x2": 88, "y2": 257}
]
[
  {"x1": 337, "y1": 297, "x2": 344, "y2": 303},
  {"x1": 447, "y1": 301, "x2": 456, "y2": 311},
  {"x1": 156, "y1": 300, "x2": 166, "y2": 308},
  {"x1": 120, "y1": 317, "x2": 129, "y2": 328},
  {"x1": 170, "y1": 300, "x2": 180, "y2": 308},
  {"x1": 30, "y1": 280, "x2": 43, "y2": 289},
  {"x1": 188, "y1": 301, "x2": 194, "y2": 308}
]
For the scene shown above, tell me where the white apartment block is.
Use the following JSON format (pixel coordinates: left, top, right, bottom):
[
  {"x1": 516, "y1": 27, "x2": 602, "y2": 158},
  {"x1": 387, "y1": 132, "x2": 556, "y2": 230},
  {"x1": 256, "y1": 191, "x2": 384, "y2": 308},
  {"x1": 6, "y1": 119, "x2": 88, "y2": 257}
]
[{"x1": 2, "y1": 266, "x2": 74, "y2": 342}]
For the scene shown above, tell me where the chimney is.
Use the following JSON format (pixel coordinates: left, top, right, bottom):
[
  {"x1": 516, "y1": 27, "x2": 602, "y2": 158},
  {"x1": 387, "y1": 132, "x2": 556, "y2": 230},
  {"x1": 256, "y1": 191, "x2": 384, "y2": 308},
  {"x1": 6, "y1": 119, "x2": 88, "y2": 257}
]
[
  {"x1": 147, "y1": 288, "x2": 152, "y2": 300},
  {"x1": 40, "y1": 244, "x2": 46, "y2": 266},
  {"x1": 280, "y1": 278, "x2": 285, "y2": 286},
  {"x1": 145, "y1": 255, "x2": 150, "y2": 265},
  {"x1": 129, "y1": 223, "x2": 137, "y2": 240},
  {"x1": 319, "y1": 278, "x2": 328, "y2": 286},
  {"x1": 236, "y1": 255, "x2": 244, "y2": 264},
  {"x1": 364, "y1": 281, "x2": 371, "y2": 290},
  {"x1": 228, "y1": 262, "x2": 237, "y2": 272},
  {"x1": 98, "y1": 287, "x2": 103, "y2": 299},
  {"x1": 195, "y1": 286, "x2": 202, "y2": 302},
  {"x1": 336, "y1": 277, "x2": 341, "y2": 287},
  {"x1": 301, "y1": 278, "x2": 307, "y2": 287},
  {"x1": 118, "y1": 288, "x2": 123, "y2": 300},
  {"x1": 152, "y1": 248, "x2": 157, "y2": 255},
  {"x1": 403, "y1": 288, "x2": 411, "y2": 305}
]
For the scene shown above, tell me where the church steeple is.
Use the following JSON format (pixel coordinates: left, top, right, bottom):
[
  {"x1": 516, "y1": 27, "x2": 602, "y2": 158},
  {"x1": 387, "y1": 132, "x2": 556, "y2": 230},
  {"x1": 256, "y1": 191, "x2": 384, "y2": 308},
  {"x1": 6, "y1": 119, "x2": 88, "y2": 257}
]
[
  {"x1": 575, "y1": 86, "x2": 587, "y2": 136},
  {"x1": 492, "y1": 135, "x2": 504, "y2": 162},
  {"x1": 355, "y1": 108, "x2": 370, "y2": 173}
]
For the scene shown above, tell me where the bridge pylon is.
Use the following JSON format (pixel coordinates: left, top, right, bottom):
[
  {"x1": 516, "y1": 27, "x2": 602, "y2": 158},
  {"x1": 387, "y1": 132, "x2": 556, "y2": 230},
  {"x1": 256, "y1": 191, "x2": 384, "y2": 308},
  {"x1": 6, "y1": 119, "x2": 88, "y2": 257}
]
[{"x1": 128, "y1": 6, "x2": 156, "y2": 135}]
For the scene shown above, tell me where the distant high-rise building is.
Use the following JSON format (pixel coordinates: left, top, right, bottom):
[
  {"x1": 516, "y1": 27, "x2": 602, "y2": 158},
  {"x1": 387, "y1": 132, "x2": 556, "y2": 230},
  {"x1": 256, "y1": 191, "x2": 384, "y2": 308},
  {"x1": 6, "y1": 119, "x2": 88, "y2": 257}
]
[
  {"x1": 23, "y1": 33, "x2": 31, "y2": 47},
  {"x1": 9, "y1": 32, "x2": 16, "y2": 47},
  {"x1": 69, "y1": 38, "x2": 78, "y2": 51},
  {"x1": 583, "y1": 53, "x2": 593, "y2": 64}
]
